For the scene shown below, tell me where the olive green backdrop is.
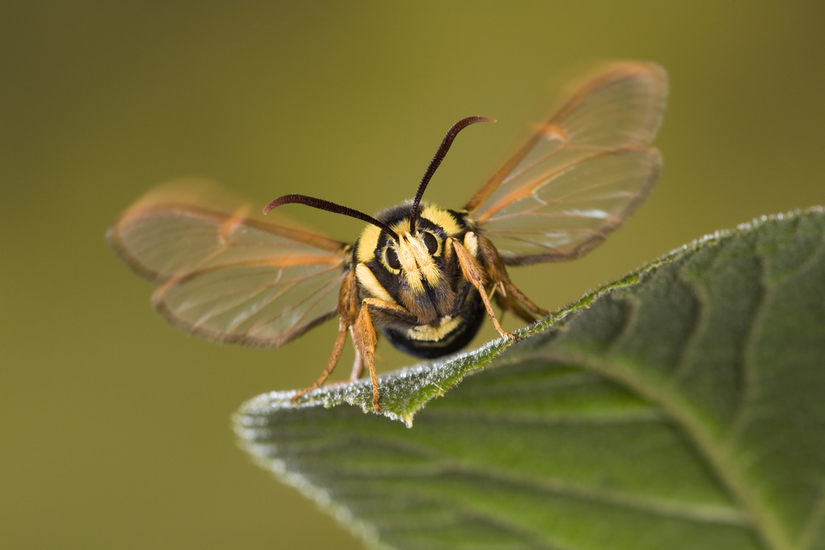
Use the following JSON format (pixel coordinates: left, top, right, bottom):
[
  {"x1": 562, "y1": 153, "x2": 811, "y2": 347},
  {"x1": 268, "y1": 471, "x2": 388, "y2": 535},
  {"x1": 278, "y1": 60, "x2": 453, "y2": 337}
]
[{"x1": 3, "y1": 2, "x2": 824, "y2": 549}]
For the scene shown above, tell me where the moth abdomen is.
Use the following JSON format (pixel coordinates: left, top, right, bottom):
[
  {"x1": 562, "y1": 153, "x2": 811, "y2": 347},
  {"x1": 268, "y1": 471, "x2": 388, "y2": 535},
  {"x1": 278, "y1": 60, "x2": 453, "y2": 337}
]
[{"x1": 381, "y1": 293, "x2": 485, "y2": 359}]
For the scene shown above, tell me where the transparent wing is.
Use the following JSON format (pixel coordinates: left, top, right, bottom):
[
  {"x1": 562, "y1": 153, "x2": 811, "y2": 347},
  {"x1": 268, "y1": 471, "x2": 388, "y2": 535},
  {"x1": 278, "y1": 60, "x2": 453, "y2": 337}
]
[
  {"x1": 466, "y1": 62, "x2": 667, "y2": 265},
  {"x1": 107, "y1": 180, "x2": 349, "y2": 347}
]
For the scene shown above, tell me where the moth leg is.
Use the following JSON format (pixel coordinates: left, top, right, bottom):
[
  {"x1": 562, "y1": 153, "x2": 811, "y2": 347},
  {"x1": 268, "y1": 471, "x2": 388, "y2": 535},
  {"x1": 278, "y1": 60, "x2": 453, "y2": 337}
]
[
  {"x1": 450, "y1": 234, "x2": 518, "y2": 341},
  {"x1": 290, "y1": 326, "x2": 349, "y2": 403},
  {"x1": 349, "y1": 339, "x2": 364, "y2": 381},
  {"x1": 476, "y1": 233, "x2": 547, "y2": 321},
  {"x1": 351, "y1": 299, "x2": 379, "y2": 412},
  {"x1": 290, "y1": 269, "x2": 360, "y2": 404},
  {"x1": 351, "y1": 297, "x2": 416, "y2": 413}
]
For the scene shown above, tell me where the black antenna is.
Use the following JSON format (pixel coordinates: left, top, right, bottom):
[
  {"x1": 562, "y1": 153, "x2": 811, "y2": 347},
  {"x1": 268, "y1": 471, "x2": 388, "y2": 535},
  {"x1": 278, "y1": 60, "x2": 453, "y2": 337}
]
[
  {"x1": 264, "y1": 194, "x2": 399, "y2": 241},
  {"x1": 408, "y1": 116, "x2": 495, "y2": 233}
]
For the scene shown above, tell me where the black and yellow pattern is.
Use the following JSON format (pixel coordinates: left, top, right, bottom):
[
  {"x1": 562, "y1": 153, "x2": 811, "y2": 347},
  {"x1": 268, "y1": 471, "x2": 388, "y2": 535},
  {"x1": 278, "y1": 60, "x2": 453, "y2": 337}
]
[
  {"x1": 353, "y1": 202, "x2": 485, "y2": 358},
  {"x1": 108, "y1": 62, "x2": 667, "y2": 413}
]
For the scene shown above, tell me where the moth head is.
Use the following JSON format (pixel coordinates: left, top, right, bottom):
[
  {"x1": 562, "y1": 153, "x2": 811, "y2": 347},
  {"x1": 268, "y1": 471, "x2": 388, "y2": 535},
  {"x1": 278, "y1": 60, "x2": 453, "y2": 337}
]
[
  {"x1": 380, "y1": 227, "x2": 444, "y2": 292},
  {"x1": 262, "y1": 115, "x2": 493, "y2": 285}
]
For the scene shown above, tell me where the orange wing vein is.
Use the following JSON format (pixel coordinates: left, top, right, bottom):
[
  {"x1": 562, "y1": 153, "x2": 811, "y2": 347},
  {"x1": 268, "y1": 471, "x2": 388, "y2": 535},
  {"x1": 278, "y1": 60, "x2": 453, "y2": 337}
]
[
  {"x1": 466, "y1": 62, "x2": 668, "y2": 265},
  {"x1": 107, "y1": 180, "x2": 349, "y2": 347}
]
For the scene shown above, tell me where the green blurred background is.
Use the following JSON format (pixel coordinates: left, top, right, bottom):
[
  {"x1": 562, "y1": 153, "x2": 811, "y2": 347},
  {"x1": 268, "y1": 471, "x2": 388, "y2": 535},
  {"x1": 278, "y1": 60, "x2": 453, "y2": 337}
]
[{"x1": 2, "y1": 2, "x2": 824, "y2": 548}]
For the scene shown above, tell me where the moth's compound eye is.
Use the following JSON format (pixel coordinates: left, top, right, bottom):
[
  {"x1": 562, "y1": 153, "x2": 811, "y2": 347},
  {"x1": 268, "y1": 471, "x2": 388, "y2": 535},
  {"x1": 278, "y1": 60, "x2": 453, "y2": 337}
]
[
  {"x1": 385, "y1": 247, "x2": 401, "y2": 270},
  {"x1": 423, "y1": 232, "x2": 438, "y2": 255}
]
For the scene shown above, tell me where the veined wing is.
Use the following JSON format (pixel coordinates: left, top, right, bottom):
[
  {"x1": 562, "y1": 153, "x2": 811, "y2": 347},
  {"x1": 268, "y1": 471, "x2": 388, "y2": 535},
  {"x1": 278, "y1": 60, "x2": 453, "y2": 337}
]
[
  {"x1": 466, "y1": 62, "x2": 667, "y2": 265},
  {"x1": 107, "y1": 180, "x2": 349, "y2": 347}
]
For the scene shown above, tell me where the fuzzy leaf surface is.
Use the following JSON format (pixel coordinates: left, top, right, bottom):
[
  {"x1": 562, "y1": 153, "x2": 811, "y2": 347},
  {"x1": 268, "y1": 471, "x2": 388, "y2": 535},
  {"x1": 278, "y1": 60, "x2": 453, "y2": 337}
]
[{"x1": 236, "y1": 207, "x2": 825, "y2": 550}]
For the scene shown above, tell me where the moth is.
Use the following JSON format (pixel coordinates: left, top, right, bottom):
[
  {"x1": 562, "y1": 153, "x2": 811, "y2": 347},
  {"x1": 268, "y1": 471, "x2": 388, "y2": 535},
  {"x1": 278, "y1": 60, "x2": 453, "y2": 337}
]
[{"x1": 108, "y1": 62, "x2": 667, "y2": 413}]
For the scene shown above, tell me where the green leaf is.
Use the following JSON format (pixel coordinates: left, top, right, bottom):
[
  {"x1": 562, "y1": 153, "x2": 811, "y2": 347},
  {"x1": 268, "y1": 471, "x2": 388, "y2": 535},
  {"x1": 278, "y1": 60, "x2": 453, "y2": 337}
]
[{"x1": 235, "y1": 207, "x2": 825, "y2": 550}]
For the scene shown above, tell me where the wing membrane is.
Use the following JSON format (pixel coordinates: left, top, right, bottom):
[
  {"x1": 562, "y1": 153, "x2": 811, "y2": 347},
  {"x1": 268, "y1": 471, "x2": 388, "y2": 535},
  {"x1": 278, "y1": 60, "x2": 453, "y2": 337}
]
[
  {"x1": 467, "y1": 62, "x2": 667, "y2": 265},
  {"x1": 107, "y1": 180, "x2": 349, "y2": 347}
]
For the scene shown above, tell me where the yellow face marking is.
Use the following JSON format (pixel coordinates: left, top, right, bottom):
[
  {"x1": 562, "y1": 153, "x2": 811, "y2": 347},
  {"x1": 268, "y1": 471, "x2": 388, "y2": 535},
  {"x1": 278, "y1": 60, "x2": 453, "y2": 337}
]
[
  {"x1": 395, "y1": 233, "x2": 425, "y2": 294},
  {"x1": 421, "y1": 204, "x2": 463, "y2": 237},
  {"x1": 395, "y1": 233, "x2": 417, "y2": 270},
  {"x1": 355, "y1": 263, "x2": 397, "y2": 304},
  {"x1": 389, "y1": 218, "x2": 410, "y2": 237},
  {"x1": 406, "y1": 234, "x2": 441, "y2": 283},
  {"x1": 405, "y1": 316, "x2": 463, "y2": 341},
  {"x1": 356, "y1": 224, "x2": 382, "y2": 264},
  {"x1": 395, "y1": 232, "x2": 445, "y2": 295}
]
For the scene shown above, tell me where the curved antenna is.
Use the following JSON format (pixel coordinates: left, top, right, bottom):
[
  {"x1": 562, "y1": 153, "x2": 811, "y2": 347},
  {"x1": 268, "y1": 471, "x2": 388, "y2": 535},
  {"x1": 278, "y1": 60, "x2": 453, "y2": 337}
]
[
  {"x1": 409, "y1": 116, "x2": 496, "y2": 233},
  {"x1": 264, "y1": 194, "x2": 399, "y2": 241}
]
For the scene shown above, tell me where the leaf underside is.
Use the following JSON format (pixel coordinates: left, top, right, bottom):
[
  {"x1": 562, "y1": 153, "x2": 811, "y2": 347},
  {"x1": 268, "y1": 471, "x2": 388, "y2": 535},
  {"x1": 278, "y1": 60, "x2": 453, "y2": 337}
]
[{"x1": 235, "y1": 207, "x2": 825, "y2": 550}]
